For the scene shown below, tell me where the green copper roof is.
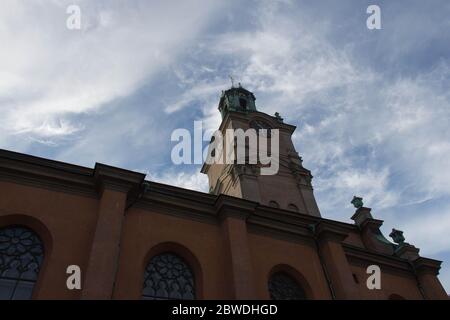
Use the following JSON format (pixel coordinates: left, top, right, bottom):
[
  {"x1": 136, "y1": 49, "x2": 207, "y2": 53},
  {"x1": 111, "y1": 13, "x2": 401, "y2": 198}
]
[{"x1": 218, "y1": 84, "x2": 257, "y2": 118}]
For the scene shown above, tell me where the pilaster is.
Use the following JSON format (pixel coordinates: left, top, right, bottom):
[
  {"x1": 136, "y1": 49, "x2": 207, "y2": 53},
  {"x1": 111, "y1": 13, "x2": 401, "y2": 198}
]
[
  {"x1": 81, "y1": 164, "x2": 144, "y2": 299},
  {"x1": 314, "y1": 222, "x2": 359, "y2": 299},
  {"x1": 216, "y1": 195, "x2": 258, "y2": 299},
  {"x1": 413, "y1": 257, "x2": 448, "y2": 300}
]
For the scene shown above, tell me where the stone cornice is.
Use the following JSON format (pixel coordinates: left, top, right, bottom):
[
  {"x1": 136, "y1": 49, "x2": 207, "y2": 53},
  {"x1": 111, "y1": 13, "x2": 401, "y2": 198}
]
[
  {"x1": 0, "y1": 149, "x2": 93, "y2": 176},
  {"x1": 413, "y1": 257, "x2": 442, "y2": 276},
  {"x1": 149, "y1": 181, "x2": 216, "y2": 203},
  {"x1": 219, "y1": 111, "x2": 297, "y2": 133},
  {"x1": 313, "y1": 221, "x2": 349, "y2": 243},
  {"x1": 394, "y1": 244, "x2": 420, "y2": 261},
  {"x1": 359, "y1": 218, "x2": 384, "y2": 230},
  {"x1": 0, "y1": 149, "x2": 146, "y2": 198},
  {"x1": 0, "y1": 149, "x2": 97, "y2": 197},
  {"x1": 344, "y1": 244, "x2": 414, "y2": 273},
  {"x1": 215, "y1": 194, "x2": 258, "y2": 221},
  {"x1": 93, "y1": 163, "x2": 145, "y2": 195},
  {"x1": 135, "y1": 197, "x2": 217, "y2": 224},
  {"x1": 135, "y1": 182, "x2": 217, "y2": 224},
  {"x1": 247, "y1": 213, "x2": 312, "y2": 240}
]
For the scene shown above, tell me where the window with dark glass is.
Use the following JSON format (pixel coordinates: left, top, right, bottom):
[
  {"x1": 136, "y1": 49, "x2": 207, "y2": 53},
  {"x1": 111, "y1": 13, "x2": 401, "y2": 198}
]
[
  {"x1": 142, "y1": 252, "x2": 195, "y2": 300},
  {"x1": 268, "y1": 272, "x2": 306, "y2": 300},
  {"x1": 210, "y1": 136, "x2": 216, "y2": 157},
  {"x1": 239, "y1": 98, "x2": 247, "y2": 109},
  {"x1": 0, "y1": 226, "x2": 44, "y2": 300}
]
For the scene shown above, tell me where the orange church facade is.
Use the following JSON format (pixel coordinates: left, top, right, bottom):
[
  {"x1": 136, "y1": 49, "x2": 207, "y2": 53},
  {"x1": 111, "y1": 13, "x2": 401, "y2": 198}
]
[{"x1": 0, "y1": 87, "x2": 447, "y2": 300}]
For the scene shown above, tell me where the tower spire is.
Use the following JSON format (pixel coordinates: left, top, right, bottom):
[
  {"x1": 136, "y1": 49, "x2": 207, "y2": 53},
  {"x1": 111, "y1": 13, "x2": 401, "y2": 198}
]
[{"x1": 204, "y1": 87, "x2": 321, "y2": 217}]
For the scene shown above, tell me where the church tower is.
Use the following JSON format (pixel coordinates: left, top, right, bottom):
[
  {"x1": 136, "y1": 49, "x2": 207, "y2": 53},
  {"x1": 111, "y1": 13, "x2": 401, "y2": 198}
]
[{"x1": 201, "y1": 85, "x2": 321, "y2": 217}]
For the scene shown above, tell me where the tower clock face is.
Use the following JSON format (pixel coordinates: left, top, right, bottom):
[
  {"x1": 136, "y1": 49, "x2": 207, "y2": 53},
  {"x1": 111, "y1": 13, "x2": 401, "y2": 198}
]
[{"x1": 250, "y1": 120, "x2": 272, "y2": 137}]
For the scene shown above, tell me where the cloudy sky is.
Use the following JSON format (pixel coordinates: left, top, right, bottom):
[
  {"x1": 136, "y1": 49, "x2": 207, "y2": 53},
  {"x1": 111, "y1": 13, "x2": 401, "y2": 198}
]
[{"x1": 1, "y1": 0, "x2": 449, "y2": 292}]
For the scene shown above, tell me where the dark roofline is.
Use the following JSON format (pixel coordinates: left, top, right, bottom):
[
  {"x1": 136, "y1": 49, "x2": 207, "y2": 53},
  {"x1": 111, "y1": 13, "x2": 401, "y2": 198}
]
[
  {"x1": 0, "y1": 148, "x2": 93, "y2": 176},
  {"x1": 3, "y1": 147, "x2": 444, "y2": 271},
  {"x1": 0, "y1": 147, "x2": 378, "y2": 242}
]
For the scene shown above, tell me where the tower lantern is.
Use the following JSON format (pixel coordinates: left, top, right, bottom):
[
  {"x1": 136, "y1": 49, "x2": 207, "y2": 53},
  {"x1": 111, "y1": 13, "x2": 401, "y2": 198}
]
[{"x1": 218, "y1": 84, "x2": 257, "y2": 119}]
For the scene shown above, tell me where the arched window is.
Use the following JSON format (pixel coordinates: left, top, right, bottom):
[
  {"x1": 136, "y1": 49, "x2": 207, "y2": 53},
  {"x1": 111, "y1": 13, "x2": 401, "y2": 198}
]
[
  {"x1": 268, "y1": 201, "x2": 279, "y2": 209},
  {"x1": 239, "y1": 98, "x2": 247, "y2": 109},
  {"x1": 268, "y1": 272, "x2": 306, "y2": 300},
  {"x1": 0, "y1": 226, "x2": 44, "y2": 300},
  {"x1": 142, "y1": 252, "x2": 195, "y2": 300},
  {"x1": 287, "y1": 204, "x2": 299, "y2": 212}
]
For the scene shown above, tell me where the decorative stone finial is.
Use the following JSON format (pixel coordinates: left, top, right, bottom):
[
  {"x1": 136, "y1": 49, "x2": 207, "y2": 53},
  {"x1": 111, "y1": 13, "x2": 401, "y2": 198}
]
[
  {"x1": 274, "y1": 112, "x2": 284, "y2": 122},
  {"x1": 389, "y1": 228, "x2": 406, "y2": 245},
  {"x1": 351, "y1": 196, "x2": 364, "y2": 209}
]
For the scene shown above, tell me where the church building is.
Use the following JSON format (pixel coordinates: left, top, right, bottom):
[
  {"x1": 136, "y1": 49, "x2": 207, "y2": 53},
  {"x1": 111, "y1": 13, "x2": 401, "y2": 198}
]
[{"x1": 0, "y1": 86, "x2": 447, "y2": 300}]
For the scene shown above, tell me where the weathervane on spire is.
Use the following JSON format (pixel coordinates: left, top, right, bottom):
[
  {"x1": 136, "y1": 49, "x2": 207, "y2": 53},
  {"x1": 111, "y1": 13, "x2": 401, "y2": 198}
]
[{"x1": 229, "y1": 74, "x2": 236, "y2": 88}]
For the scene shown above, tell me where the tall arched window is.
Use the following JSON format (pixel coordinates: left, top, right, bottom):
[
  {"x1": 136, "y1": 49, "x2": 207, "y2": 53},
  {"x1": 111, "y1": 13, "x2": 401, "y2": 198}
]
[
  {"x1": 0, "y1": 226, "x2": 44, "y2": 300},
  {"x1": 239, "y1": 98, "x2": 247, "y2": 110},
  {"x1": 268, "y1": 272, "x2": 306, "y2": 300},
  {"x1": 142, "y1": 252, "x2": 195, "y2": 300}
]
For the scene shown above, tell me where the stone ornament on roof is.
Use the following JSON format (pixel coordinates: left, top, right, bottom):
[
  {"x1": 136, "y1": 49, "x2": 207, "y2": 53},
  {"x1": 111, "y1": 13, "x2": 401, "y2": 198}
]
[
  {"x1": 351, "y1": 196, "x2": 364, "y2": 209},
  {"x1": 389, "y1": 228, "x2": 406, "y2": 245},
  {"x1": 274, "y1": 112, "x2": 284, "y2": 123}
]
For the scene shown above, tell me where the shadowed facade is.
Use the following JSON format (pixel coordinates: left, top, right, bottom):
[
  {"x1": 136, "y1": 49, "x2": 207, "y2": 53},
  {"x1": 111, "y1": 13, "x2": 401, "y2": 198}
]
[{"x1": 0, "y1": 87, "x2": 447, "y2": 300}]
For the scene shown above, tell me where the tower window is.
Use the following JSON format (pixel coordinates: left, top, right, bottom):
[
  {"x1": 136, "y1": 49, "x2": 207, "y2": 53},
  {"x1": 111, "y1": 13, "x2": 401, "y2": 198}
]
[
  {"x1": 0, "y1": 226, "x2": 44, "y2": 300},
  {"x1": 142, "y1": 252, "x2": 195, "y2": 300},
  {"x1": 209, "y1": 136, "x2": 216, "y2": 157},
  {"x1": 287, "y1": 204, "x2": 299, "y2": 212},
  {"x1": 239, "y1": 98, "x2": 247, "y2": 109},
  {"x1": 268, "y1": 272, "x2": 306, "y2": 300}
]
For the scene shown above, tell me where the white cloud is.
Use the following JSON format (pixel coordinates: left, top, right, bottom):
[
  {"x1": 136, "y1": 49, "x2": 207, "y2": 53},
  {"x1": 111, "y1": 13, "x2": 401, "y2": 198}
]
[
  {"x1": 2, "y1": 0, "x2": 449, "y2": 291},
  {"x1": 397, "y1": 203, "x2": 450, "y2": 256},
  {"x1": 165, "y1": 81, "x2": 225, "y2": 114},
  {"x1": 150, "y1": 169, "x2": 208, "y2": 193},
  {"x1": 0, "y1": 0, "x2": 225, "y2": 145},
  {"x1": 166, "y1": 1, "x2": 450, "y2": 254}
]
